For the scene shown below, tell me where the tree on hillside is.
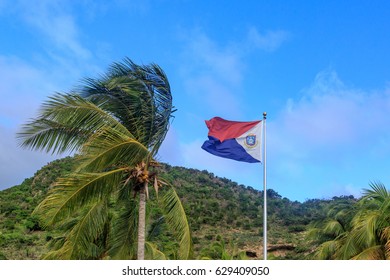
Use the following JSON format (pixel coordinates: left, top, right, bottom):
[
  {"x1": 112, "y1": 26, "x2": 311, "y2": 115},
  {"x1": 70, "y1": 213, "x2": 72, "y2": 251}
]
[{"x1": 17, "y1": 58, "x2": 192, "y2": 260}]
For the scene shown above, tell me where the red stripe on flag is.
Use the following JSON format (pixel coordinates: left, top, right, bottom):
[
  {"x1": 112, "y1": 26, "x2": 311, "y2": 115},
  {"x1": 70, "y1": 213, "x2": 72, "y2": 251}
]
[{"x1": 205, "y1": 117, "x2": 261, "y2": 142}]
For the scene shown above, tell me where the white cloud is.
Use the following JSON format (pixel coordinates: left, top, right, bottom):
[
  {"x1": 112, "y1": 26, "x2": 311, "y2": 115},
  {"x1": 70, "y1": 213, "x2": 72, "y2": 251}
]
[
  {"x1": 0, "y1": 2, "x2": 105, "y2": 190},
  {"x1": 178, "y1": 30, "x2": 246, "y2": 118},
  {"x1": 0, "y1": 56, "x2": 98, "y2": 191},
  {"x1": 16, "y1": 0, "x2": 91, "y2": 59},
  {"x1": 275, "y1": 70, "x2": 390, "y2": 153},
  {"x1": 0, "y1": 125, "x2": 59, "y2": 189},
  {"x1": 344, "y1": 184, "x2": 363, "y2": 198},
  {"x1": 0, "y1": 56, "x2": 65, "y2": 190},
  {"x1": 247, "y1": 27, "x2": 290, "y2": 52},
  {"x1": 0, "y1": 0, "x2": 92, "y2": 62},
  {"x1": 0, "y1": 54, "x2": 100, "y2": 191},
  {"x1": 0, "y1": 56, "x2": 57, "y2": 123},
  {"x1": 184, "y1": 75, "x2": 242, "y2": 116},
  {"x1": 158, "y1": 126, "x2": 184, "y2": 165},
  {"x1": 268, "y1": 69, "x2": 390, "y2": 200},
  {"x1": 177, "y1": 26, "x2": 290, "y2": 120},
  {"x1": 184, "y1": 31, "x2": 244, "y2": 85}
]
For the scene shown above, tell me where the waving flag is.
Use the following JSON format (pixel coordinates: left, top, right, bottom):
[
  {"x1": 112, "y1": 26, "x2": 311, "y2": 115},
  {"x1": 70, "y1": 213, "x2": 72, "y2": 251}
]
[{"x1": 201, "y1": 117, "x2": 262, "y2": 163}]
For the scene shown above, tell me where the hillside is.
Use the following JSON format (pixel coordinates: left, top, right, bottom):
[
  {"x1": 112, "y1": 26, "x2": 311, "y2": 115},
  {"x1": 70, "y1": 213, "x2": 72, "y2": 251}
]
[{"x1": 0, "y1": 157, "x2": 356, "y2": 259}]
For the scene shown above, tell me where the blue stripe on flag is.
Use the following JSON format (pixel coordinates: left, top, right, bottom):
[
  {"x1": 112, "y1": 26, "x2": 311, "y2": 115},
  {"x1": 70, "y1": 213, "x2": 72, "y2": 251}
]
[{"x1": 201, "y1": 136, "x2": 259, "y2": 163}]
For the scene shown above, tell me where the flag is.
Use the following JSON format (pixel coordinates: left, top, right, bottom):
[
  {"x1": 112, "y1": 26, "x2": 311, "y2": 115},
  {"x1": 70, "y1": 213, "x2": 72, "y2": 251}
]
[{"x1": 201, "y1": 117, "x2": 262, "y2": 163}]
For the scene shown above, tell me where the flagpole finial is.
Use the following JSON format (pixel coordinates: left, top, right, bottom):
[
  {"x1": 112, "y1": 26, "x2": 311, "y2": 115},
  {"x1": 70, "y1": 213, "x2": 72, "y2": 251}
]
[{"x1": 263, "y1": 112, "x2": 267, "y2": 119}]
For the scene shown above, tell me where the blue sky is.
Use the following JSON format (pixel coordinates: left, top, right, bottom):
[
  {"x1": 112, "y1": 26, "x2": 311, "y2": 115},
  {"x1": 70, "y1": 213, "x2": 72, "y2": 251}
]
[{"x1": 1, "y1": 0, "x2": 390, "y2": 202}]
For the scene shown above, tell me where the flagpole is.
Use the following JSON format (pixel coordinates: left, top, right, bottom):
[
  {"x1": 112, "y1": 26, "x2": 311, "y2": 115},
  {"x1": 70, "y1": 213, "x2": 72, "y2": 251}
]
[{"x1": 263, "y1": 112, "x2": 267, "y2": 260}]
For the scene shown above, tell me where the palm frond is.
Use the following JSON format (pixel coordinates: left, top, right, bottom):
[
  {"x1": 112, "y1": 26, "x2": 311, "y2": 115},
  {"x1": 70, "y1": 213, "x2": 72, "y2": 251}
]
[
  {"x1": 362, "y1": 181, "x2": 390, "y2": 203},
  {"x1": 64, "y1": 200, "x2": 109, "y2": 259},
  {"x1": 41, "y1": 234, "x2": 67, "y2": 260},
  {"x1": 381, "y1": 226, "x2": 390, "y2": 259},
  {"x1": 80, "y1": 58, "x2": 174, "y2": 154},
  {"x1": 17, "y1": 93, "x2": 130, "y2": 154},
  {"x1": 145, "y1": 242, "x2": 167, "y2": 260},
  {"x1": 339, "y1": 210, "x2": 382, "y2": 259},
  {"x1": 108, "y1": 201, "x2": 139, "y2": 259},
  {"x1": 306, "y1": 227, "x2": 323, "y2": 243},
  {"x1": 78, "y1": 125, "x2": 149, "y2": 172},
  {"x1": 351, "y1": 245, "x2": 385, "y2": 260},
  {"x1": 44, "y1": 201, "x2": 110, "y2": 260},
  {"x1": 352, "y1": 210, "x2": 382, "y2": 247},
  {"x1": 160, "y1": 185, "x2": 193, "y2": 260},
  {"x1": 34, "y1": 168, "x2": 126, "y2": 226},
  {"x1": 42, "y1": 245, "x2": 73, "y2": 260},
  {"x1": 314, "y1": 240, "x2": 338, "y2": 259},
  {"x1": 17, "y1": 118, "x2": 88, "y2": 154},
  {"x1": 338, "y1": 232, "x2": 361, "y2": 259},
  {"x1": 323, "y1": 220, "x2": 345, "y2": 238},
  {"x1": 82, "y1": 76, "x2": 149, "y2": 136}
]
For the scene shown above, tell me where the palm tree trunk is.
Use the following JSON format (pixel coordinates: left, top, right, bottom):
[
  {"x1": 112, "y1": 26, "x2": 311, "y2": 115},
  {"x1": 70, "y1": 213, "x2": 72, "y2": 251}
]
[{"x1": 137, "y1": 182, "x2": 147, "y2": 260}]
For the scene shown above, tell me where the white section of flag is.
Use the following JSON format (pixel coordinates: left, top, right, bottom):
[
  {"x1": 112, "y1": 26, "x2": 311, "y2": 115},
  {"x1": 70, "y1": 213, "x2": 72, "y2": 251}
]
[{"x1": 235, "y1": 121, "x2": 262, "y2": 162}]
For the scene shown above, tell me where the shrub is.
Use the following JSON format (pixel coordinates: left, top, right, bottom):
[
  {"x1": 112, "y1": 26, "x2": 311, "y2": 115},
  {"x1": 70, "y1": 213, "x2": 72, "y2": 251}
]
[
  {"x1": 24, "y1": 216, "x2": 42, "y2": 232},
  {"x1": 288, "y1": 225, "x2": 306, "y2": 233}
]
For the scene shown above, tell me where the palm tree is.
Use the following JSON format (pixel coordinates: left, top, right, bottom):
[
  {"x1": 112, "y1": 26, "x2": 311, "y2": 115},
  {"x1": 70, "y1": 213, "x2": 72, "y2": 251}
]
[
  {"x1": 198, "y1": 235, "x2": 248, "y2": 260},
  {"x1": 308, "y1": 199, "x2": 356, "y2": 259},
  {"x1": 18, "y1": 58, "x2": 192, "y2": 260},
  {"x1": 339, "y1": 182, "x2": 390, "y2": 259},
  {"x1": 310, "y1": 182, "x2": 390, "y2": 260}
]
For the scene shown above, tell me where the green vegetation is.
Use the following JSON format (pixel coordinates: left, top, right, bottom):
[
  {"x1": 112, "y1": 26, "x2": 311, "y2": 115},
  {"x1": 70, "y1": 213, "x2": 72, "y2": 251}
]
[
  {"x1": 4, "y1": 156, "x2": 384, "y2": 260},
  {"x1": 0, "y1": 157, "x2": 74, "y2": 259}
]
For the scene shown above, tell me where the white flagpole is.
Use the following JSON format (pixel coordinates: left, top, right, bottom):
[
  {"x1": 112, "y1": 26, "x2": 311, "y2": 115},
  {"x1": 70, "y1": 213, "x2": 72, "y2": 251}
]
[{"x1": 263, "y1": 112, "x2": 267, "y2": 260}]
